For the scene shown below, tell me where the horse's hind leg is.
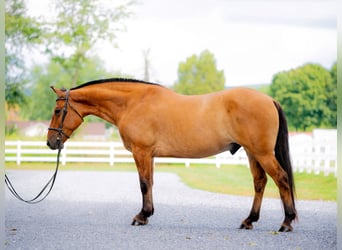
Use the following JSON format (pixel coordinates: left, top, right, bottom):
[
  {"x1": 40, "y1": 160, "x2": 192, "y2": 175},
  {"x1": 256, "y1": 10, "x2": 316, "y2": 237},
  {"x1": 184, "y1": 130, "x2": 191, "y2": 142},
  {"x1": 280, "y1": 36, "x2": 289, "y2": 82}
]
[
  {"x1": 240, "y1": 153, "x2": 267, "y2": 230},
  {"x1": 255, "y1": 153, "x2": 297, "y2": 232},
  {"x1": 131, "y1": 148, "x2": 154, "y2": 226}
]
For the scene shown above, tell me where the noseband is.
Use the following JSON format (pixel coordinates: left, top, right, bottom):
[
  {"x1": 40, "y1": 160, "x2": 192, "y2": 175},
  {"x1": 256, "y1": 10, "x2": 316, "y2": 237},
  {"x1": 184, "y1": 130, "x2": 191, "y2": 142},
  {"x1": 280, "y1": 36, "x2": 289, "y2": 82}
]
[{"x1": 48, "y1": 90, "x2": 83, "y2": 142}]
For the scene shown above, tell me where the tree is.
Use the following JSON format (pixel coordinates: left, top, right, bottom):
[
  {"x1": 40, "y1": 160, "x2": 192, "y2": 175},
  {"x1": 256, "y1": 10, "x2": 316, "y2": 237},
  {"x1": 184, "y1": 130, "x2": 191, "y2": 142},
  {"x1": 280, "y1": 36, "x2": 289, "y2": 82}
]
[
  {"x1": 174, "y1": 50, "x2": 225, "y2": 95},
  {"x1": 5, "y1": 0, "x2": 136, "y2": 122},
  {"x1": 5, "y1": 0, "x2": 42, "y2": 108},
  {"x1": 269, "y1": 63, "x2": 336, "y2": 131},
  {"x1": 44, "y1": 0, "x2": 135, "y2": 88},
  {"x1": 23, "y1": 56, "x2": 114, "y2": 121},
  {"x1": 327, "y1": 62, "x2": 337, "y2": 127}
]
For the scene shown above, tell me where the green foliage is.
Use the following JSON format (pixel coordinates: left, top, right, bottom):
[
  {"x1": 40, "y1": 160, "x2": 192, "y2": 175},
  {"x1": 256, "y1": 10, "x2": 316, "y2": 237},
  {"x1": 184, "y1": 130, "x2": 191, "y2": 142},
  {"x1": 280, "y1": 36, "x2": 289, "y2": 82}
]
[
  {"x1": 327, "y1": 62, "x2": 337, "y2": 126},
  {"x1": 5, "y1": 0, "x2": 135, "y2": 112},
  {"x1": 269, "y1": 63, "x2": 336, "y2": 131},
  {"x1": 5, "y1": 0, "x2": 136, "y2": 121},
  {"x1": 22, "y1": 57, "x2": 114, "y2": 121},
  {"x1": 5, "y1": 0, "x2": 42, "y2": 108},
  {"x1": 44, "y1": 0, "x2": 135, "y2": 87},
  {"x1": 174, "y1": 50, "x2": 225, "y2": 94}
]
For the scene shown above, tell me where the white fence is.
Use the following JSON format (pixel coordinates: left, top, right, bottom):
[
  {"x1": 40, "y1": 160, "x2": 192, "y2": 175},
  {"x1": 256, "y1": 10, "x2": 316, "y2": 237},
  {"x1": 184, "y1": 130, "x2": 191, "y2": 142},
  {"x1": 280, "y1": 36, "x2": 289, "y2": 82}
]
[
  {"x1": 5, "y1": 132, "x2": 337, "y2": 176},
  {"x1": 289, "y1": 130, "x2": 337, "y2": 176},
  {"x1": 4, "y1": 141, "x2": 247, "y2": 168}
]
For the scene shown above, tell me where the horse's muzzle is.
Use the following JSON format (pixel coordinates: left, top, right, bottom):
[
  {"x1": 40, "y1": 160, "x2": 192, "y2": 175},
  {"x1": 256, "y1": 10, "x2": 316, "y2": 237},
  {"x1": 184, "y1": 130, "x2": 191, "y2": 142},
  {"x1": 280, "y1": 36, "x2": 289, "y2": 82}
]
[{"x1": 47, "y1": 139, "x2": 64, "y2": 150}]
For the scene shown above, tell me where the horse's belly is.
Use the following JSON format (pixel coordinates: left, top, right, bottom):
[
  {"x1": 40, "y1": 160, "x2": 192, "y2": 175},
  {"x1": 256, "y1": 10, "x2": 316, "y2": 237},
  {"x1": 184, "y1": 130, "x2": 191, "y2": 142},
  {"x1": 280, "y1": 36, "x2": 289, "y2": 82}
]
[
  {"x1": 155, "y1": 131, "x2": 233, "y2": 158},
  {"x1": 154, "y1": 108, "x2": 234, "y2": 158},
  {"x1": 156, "y1": 143, "x2": 231, "y2": 158}
]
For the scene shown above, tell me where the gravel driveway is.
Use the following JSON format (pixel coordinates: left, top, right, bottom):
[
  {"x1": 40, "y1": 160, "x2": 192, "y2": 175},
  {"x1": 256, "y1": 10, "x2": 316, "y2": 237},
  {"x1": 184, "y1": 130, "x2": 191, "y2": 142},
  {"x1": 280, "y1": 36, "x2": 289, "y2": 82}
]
[{"x1": 5, "y1": 170, "x2": 337, "y2": 249}]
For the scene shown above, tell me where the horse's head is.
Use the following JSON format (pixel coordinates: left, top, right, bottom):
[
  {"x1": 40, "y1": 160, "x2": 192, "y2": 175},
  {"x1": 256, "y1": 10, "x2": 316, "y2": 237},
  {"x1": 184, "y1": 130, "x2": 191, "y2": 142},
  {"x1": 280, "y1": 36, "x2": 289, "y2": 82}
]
[{"x1": 47, "y1": 87, "x2": 84, "y2": 150}]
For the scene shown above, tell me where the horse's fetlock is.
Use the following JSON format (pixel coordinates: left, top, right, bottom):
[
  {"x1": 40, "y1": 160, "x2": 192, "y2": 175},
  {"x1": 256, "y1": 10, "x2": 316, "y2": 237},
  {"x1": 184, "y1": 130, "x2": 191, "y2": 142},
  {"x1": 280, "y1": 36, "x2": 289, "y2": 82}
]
[
  {"x1": 248, "y1": 212, "x2": 259, "y2": 222},
  {"x1": 142, "y1": 205, "x2": 154, "y2": 218},
  {"x1": 285, "y1": 211, "x2": 297, "y2": 221}
]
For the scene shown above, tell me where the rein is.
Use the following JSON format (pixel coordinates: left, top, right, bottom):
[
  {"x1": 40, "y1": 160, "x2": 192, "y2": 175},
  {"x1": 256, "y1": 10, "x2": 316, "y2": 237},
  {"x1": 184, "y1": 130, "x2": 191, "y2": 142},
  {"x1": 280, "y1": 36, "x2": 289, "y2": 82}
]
[
  {"x1": 5, "y1": 148, "x2": 62, "y2": 204},
  {"x1": 5, "y1": 89, "x2": 82, "y2": 204}
]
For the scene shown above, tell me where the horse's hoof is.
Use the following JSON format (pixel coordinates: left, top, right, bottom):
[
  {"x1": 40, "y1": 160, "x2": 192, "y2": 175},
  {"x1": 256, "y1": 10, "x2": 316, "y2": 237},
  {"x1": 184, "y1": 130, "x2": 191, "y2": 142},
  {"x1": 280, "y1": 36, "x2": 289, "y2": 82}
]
[
  {"x1": 239, "y1": 222, "x2": 253, "y2": 230},
  {"x1": 131, "y1": 216, "x2": 148, "y2": 226},
  {"x1": 278, "y1": 224, "x2": 293, "y2": 232}
]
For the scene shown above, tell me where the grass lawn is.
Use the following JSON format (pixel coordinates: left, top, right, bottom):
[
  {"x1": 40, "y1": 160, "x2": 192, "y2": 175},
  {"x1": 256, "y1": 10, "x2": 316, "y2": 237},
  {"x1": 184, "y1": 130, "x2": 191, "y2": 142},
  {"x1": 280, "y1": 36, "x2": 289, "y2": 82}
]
[{"x1": 5, "y1": 162, "x2": 337, "y2": 201}]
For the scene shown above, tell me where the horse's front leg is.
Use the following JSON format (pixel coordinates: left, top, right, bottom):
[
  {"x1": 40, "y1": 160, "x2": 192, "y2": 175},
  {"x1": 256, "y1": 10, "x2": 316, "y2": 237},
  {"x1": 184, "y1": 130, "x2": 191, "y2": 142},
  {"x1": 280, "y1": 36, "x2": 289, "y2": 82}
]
[{"x1": 131, "y1": 149, "x2": 154, "y2": 226}]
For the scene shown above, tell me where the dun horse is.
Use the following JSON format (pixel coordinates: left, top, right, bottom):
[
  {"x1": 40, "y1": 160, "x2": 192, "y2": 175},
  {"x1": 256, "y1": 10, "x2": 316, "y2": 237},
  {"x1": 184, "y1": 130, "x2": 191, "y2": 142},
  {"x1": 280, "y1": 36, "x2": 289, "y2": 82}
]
[{"x1": 47, "y1": 78, "x2": 297, "y2": 232}]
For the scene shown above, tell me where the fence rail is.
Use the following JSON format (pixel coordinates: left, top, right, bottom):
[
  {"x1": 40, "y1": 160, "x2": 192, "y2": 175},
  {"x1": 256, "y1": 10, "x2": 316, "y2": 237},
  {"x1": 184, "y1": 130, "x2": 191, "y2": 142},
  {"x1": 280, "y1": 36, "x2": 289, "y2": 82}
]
[{"x1": 5, "y1": 140, "x2": 337, "y2": 176}]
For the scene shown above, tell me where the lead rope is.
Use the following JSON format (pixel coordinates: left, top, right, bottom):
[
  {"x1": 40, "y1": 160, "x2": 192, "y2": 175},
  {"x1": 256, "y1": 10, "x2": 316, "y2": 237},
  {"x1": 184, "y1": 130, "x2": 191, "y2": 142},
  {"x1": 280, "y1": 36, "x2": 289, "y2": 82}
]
[{"x1": 5, "y1": 147, "x2": 62, "y2": 204}]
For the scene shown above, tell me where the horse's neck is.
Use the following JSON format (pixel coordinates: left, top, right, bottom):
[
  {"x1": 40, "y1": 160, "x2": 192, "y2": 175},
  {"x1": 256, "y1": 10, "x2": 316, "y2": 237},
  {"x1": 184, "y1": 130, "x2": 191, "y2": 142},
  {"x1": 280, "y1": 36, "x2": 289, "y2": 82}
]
[{"x1": 73, "y1": 84, "x2": 143, "y2": 125}]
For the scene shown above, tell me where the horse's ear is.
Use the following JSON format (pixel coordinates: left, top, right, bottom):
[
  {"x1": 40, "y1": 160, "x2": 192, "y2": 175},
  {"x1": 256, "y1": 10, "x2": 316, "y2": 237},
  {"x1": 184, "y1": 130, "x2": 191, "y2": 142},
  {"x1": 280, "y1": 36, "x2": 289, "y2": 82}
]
[
  {"x1": 50, "y1": 86, "x2": 64, "y2": 96},
  {"x1": 50, "y1": 86, "x2": 57, "y2": 93}
]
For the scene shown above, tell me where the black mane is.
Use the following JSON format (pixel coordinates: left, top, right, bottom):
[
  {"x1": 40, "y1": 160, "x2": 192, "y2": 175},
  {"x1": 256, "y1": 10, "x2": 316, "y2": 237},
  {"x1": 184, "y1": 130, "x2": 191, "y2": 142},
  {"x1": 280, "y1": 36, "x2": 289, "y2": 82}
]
[{"x1": 70, "y1": 78, "x2": 162, "y2": 90}]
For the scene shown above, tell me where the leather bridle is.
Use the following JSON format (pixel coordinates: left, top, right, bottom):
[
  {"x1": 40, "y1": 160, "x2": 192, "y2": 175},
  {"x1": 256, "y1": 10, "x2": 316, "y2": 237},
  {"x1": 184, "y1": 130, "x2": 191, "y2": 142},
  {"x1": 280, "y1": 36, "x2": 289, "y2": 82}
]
[
  {"x1": 5, "y1": 89, "x2": 84, "y2": 204},
  {"x1": 48, "y1": 90, "x2": 83, "y2": 144}
]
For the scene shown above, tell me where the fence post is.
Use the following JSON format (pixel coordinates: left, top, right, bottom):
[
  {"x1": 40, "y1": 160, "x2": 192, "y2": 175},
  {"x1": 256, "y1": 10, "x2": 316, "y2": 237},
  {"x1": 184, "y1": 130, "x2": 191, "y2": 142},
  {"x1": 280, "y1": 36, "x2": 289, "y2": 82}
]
[
  {"x1": 215, "y1": 155, "x2": 221, "y2": 168},
  {"x1": 314, "y1": 145, "x2": 321, "y2": 175},
  {"x1": 323, "y1": 156, "x2": 330, "y2": 176},
  {"x1": 16, "y1": 140, "x2": 21, "y2": 165},
  {"x1": 109, "y1": 142, "x2": 115, "y2": 166}
]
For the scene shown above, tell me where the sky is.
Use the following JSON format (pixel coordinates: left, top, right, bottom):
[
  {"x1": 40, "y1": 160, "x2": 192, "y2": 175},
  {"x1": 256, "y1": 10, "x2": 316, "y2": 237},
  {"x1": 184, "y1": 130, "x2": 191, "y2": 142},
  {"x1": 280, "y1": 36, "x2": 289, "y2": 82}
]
[{"x1": 27, "y1": 0, "x2": 337, "y2": 87}]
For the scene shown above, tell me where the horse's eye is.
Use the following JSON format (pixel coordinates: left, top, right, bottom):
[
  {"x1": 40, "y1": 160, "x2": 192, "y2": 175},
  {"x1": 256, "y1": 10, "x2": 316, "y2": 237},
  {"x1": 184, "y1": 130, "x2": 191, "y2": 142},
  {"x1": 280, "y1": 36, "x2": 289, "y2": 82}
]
[{"x1": 55, "y1": 109, "x2": 61, "y2": 115}]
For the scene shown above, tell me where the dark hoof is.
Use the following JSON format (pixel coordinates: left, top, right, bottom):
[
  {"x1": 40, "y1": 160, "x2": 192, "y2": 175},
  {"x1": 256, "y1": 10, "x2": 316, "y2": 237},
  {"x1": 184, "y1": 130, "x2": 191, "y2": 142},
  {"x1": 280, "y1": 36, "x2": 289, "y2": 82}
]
[
  {"x1": 239, "y1": 222, "x2": 253, "y2": 230},
  {"x1": 131, "y1": 216, "x2": 148, "y2": 226},
  {"x1": 278, "y1": 224, "x2": 293, "y2": 232}
]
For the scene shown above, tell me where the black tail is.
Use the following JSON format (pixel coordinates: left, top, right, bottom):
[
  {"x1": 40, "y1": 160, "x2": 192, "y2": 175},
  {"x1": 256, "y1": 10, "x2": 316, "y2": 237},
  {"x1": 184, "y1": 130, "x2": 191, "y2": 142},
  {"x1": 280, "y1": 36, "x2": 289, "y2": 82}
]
[{"x1": 273, "y1": 101, "x2": 296, "y2": 207}]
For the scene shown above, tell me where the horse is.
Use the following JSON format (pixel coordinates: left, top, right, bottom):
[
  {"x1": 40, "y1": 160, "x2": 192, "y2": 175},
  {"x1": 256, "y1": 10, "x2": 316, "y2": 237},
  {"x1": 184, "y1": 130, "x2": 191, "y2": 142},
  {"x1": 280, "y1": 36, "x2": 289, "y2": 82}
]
[{"x1": 47, "y1": 78, "x2": 297, "y2": 232}]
